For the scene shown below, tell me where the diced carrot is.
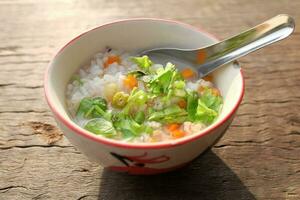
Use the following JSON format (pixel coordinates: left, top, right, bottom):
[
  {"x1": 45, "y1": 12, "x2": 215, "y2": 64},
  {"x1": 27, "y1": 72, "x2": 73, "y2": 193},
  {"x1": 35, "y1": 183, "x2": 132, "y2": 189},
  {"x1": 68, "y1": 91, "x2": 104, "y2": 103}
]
[
  {"x1": 104, "y1": 55, "x2": 121, "y2": 68},
  {"x1": 171, "y1": 129, "x2": 186, "y2": 139},
  {"x1": 181, "y1": 68, "x2": 195, "y2": 79},
  {"x1": 198, "y1": 86, "x2": 220, "y2": 96},
  {"x1": 196, "y1": 50, "x2": 206, "y2": 64},
  {"x1": 123, "y1": 74, "x2": 138, "y2": 89},
  {"x1": 166, "y1": 123, "x2": 180, "y2": 132},
  {"x1": 166, "y1": 123, "x2": 186, "y2": 139},
  {"x1": 198, "y1": 86, "x2": 205, "y2": 93},
  {"x1": 203, "y1": 74, "x2": 213, "y2": 82},
  {"x1": 178, "y1": 99, "x2": 187, "y2": 109},
  {"x1": 211, "y1": 88, "x2": 221, "y2": 96}
]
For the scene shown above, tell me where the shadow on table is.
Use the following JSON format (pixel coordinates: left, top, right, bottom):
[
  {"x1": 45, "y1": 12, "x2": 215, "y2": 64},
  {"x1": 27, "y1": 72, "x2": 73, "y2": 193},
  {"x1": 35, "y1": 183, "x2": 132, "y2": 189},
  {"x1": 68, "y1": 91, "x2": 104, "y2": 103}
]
[{"x1": 98, "y1": 150, "x2": 256, "y2": 200}]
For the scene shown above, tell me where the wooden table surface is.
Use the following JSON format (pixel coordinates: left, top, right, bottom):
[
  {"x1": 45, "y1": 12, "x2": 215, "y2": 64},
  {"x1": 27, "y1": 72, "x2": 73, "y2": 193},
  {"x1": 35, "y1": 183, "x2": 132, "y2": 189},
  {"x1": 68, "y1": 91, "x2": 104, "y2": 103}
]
[{"x1": 1, "y1": 0, "x2": 299, "y2": 199}]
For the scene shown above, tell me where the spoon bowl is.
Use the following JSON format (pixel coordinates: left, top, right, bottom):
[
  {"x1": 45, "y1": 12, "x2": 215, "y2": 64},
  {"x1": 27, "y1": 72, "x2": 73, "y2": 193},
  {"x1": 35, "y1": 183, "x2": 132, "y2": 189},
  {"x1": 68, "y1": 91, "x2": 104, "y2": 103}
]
[{"x1": 142, "y1": 14, "x2": 295, "y2": 78}]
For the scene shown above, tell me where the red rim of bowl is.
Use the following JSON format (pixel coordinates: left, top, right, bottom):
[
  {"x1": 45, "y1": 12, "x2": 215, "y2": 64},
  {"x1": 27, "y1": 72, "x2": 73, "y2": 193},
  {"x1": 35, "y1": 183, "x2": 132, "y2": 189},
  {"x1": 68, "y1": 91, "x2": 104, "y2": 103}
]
[{"x1": 44, "y1": 18, "x2": 245, "y2": 149}]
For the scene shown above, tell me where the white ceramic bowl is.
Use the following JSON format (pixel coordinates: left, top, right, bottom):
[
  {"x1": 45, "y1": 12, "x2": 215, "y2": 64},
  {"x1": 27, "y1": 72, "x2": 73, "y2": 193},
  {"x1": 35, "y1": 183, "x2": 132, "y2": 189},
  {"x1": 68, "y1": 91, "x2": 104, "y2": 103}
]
[{"x1": 44, "y1": 18, "x2": 244, "y2": 174}]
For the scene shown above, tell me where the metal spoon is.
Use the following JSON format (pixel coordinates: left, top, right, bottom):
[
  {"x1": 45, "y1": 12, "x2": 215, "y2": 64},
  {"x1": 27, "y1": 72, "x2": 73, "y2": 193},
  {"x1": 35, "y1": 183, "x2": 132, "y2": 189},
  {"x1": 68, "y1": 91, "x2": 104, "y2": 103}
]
[{"x1": 141, "y1": 14, "x2": 295, "y2": 77}]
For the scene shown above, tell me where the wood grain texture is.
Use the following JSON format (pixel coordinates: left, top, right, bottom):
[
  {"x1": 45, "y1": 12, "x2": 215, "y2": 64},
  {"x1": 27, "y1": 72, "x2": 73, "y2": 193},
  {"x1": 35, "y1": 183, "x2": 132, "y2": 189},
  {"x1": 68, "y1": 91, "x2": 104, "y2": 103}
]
[{"x1": 0, "y1": 0, "x2": 299, "y2": 199}]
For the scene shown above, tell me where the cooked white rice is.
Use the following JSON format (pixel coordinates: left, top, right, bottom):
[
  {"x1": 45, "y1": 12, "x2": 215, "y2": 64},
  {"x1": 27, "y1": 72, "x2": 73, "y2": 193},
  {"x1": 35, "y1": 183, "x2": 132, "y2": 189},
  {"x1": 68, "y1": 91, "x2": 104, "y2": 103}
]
[{"x1": 66, "y1": 48, "x2": 216, "y2": 143}]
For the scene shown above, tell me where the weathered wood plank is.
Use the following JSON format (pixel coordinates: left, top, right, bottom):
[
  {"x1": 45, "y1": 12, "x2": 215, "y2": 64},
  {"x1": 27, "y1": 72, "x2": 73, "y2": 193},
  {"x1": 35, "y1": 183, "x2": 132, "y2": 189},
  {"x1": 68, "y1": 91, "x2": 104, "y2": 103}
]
[{"x1": 0, "y1": 0, "x2": 299, "y2": 199}]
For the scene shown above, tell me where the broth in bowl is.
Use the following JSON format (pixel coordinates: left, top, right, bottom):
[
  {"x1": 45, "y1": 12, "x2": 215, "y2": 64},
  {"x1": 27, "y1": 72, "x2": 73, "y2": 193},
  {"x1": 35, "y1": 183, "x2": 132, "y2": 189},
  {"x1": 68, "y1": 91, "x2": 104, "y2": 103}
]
[{"x1": 66, "y1": 47, "x2": 223, "y2": 143}]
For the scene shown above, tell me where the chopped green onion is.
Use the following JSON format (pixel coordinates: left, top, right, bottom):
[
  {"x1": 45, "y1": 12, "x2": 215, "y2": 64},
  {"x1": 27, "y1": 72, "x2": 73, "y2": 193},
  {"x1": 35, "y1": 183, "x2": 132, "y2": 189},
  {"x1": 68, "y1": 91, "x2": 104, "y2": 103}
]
[
  {"x1": 173, "y1": 80, "x2": 185, "y2": 89},
  {"x1": 174, "y1": 89, "x2": 186, "y2": 97},
  {"x1": 131, "y1": 56, "x2": 153, "y2": 72},
  {"x1": 84, "y1": 118, "x2": 116, "y2": 137}
]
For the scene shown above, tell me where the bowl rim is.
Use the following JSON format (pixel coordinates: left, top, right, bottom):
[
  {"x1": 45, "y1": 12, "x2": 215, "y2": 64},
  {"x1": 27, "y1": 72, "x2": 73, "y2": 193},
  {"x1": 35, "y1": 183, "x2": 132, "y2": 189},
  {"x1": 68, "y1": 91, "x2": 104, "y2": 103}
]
[{"x1": 44, "y1": 18, "x2": 245, "y2": 149}]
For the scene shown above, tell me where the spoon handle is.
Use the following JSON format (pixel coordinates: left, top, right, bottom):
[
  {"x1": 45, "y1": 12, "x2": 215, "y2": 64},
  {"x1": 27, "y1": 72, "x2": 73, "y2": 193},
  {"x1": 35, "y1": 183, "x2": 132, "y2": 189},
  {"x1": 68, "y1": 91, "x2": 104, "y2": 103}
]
[{"x1": 198, "y1": 14, "x2": 295, "y2": 77}]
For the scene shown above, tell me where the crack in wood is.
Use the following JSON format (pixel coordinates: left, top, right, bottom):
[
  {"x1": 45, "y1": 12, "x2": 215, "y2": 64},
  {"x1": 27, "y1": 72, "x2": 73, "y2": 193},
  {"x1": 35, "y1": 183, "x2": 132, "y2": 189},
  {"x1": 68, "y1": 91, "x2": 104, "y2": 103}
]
[
  {"x1": 77, "y1": 195, "x2": 98, "y2": 200},
  {"x1": 214, "y1": 143, "x2": 299, "y2": 154},
  {"x1": 0, "y1": 60, "x2": 49, "y2": 65},
  {"x1": 0, "y1": 46, "x2": 20, "y2": 52},
  {"x1": 246, "y1": 82, "x2": 300, "y2": 88},
  {"x1": 241, "y1": 60, "x2": 300, "y2": 64},
  {"x1": 0, "y1": 110, "x2": 48, "y2": 114},
  {"x1": 289, "y1": 131, "x2": 300, "y2": 136},
  {"x1": 0, "y1": 83, "x2": 15, "y2": 87},
  {"x1": 0, "y1": 144, "x2": 74, "y2": 150},
  {"x1": 0, "y1": 53, "x2": 33, "y2": 57},
  {"x1": 241, "y1": 98, "x2": 300, "y2": 105},
  {"x1": 231, "y1": 124, "x2": 253, "y2": 128},
  {"x1": 0, "y1": 185, "x2": 28, "y2": 193},
  {"x1": 231, "y1": 138, "x2": 273, "y2": 144},
  {"x1": 72, "y1": 168, "x2": 90, "y2": 173},
  {"x1": 12, "y1": 98, "x2": 41, "y2": 101},
  {"x1": 0, "y1": 83, "x2": 43, "y2": 89},
  {"x1": 237, "y1": 112, "x2": 297, "y2": 119},
  {"x1": 214, "y1": 138, "x2": 273, "y2": 148},
  {"x1": 15, "y1": 85, "x2": 43, "y2": 89}
]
